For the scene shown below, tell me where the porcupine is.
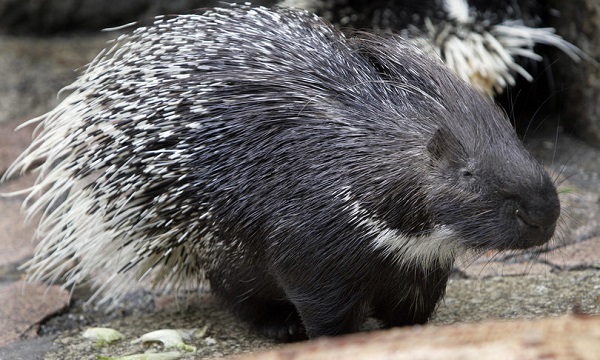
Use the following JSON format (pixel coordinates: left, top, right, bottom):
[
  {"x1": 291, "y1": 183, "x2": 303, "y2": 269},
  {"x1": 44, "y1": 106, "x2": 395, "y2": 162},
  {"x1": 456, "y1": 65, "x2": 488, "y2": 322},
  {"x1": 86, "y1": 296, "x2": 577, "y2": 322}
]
[
  {"x1": 4, "y1": 4, "x2": 560, "y2": 341},
  {"x1": 278, "y1": 0, "x2": 583, "y2": 95}
]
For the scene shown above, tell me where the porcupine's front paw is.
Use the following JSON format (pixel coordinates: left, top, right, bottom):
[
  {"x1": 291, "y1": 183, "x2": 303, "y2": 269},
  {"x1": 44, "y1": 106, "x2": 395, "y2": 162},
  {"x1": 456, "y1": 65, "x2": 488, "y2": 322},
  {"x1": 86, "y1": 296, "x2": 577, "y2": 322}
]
[
  {"x1": 253, "y1": 302, "x2": 306, "y2": 342},
  {"x1": 232, "y1": 298, "x2": 307, "y2": 342}
]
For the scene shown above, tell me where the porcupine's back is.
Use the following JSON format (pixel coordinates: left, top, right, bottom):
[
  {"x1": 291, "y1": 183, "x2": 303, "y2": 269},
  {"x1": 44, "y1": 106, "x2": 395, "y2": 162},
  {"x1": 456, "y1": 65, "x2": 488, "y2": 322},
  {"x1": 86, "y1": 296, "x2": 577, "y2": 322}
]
[{"x1": 6, "y1": 5, "x2": 464, "y2": 302}]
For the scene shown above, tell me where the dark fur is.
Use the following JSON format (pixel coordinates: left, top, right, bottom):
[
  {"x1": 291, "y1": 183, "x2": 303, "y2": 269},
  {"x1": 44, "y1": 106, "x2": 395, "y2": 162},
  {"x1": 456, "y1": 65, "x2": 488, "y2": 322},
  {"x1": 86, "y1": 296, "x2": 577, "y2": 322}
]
[
  {"x1": 283, "y1": 0, "x2": 546, "y2": 30},
  {"x1": 10, "y1": 5, "x2": 560, "y2": 341}
]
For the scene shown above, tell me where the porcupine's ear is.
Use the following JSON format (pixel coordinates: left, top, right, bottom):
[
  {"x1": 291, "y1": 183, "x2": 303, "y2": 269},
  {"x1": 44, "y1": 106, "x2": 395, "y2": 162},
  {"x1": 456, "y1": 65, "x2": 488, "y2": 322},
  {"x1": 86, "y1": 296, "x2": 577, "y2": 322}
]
[{"x1": 426, "y1": 127, "x2": 464, "y2": 168}]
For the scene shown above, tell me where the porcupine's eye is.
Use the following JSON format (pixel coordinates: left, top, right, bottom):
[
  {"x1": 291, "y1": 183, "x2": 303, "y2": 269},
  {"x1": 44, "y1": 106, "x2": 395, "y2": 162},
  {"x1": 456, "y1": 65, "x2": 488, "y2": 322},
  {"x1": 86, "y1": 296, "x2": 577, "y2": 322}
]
[
  {"x1": 455, "y1": 168, "x2": 477, "y2": 193},
  {"x1": 459, "y1": 167, "x2": 477, "y2": 182}
]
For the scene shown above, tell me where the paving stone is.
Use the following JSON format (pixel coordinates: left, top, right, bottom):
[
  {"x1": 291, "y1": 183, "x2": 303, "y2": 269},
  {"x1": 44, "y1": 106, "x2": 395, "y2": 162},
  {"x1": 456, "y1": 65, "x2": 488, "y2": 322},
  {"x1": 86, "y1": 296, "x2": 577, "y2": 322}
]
[
  {"x1": 0, "y1": 116, "x2": 35, "y2": 176},
  {"x1": 0, "y1": 172, "x2": 37, "y2": 267},
  {"x1": 544, "y1": 237, "x2": 600, "y2": 270},
  {"x1": 0, "y1": 280, "x2": 69, "y2": 347},
  {"x1": 0, "y1": 199, "x2": 36, "y2": 267},
  {"x1": 459, "y1": 259, "x2": 553, "y2": 279},
  {"x1": 0, "y1": 335, "x2": 60, "y2": 360}
]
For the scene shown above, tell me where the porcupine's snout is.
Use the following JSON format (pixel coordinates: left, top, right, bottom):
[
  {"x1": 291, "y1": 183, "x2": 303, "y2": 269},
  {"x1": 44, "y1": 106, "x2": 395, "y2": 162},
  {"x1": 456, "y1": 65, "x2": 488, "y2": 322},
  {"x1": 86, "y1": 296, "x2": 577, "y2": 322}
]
[{"x1": 513, "y1": 191, "x2": 560, "y2": 248}]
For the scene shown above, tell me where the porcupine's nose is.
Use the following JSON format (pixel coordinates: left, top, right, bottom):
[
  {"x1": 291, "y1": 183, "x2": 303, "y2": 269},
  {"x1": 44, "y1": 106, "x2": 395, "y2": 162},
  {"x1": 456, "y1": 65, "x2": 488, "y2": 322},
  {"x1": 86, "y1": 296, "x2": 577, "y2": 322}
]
[{"x1": 514, "y1": 187, "x2": 560, "y2": 248}]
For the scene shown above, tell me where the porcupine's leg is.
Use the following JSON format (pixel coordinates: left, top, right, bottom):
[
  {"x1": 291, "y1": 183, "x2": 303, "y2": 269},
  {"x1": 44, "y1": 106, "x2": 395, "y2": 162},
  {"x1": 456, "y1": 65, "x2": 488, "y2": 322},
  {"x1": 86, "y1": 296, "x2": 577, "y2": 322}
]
[
  {"x1": 290, "y1": 293, "x2": 369, "y2": 338},
  {"x1": 211, "y1": 278, "x2": 306, "y2": 341},
  {"x1": 270, "y1": 244, "x2": 372, "y2": 338},
  {"x1": 371, "y1": 263, "x2": 450, "y2": 327},
  {"x1": 207, "y1": 250, "x2": 306, "y2": 341},
  {"x1": 237, "y1": 297, "x2": 305, "y2": 342}
]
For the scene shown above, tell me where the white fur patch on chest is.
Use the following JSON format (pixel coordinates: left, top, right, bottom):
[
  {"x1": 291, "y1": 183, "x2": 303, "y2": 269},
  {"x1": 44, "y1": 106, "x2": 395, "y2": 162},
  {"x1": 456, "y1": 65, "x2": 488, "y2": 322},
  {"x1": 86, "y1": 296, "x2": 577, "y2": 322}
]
[{"x1": 336, "y1": 186, "x2": 465, "y2": 270}]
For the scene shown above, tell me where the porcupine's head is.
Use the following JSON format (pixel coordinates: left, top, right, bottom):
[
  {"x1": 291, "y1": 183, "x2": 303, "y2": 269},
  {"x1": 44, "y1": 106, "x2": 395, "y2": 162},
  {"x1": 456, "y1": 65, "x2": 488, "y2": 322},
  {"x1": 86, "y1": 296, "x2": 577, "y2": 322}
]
[
  {"x1": 421, "y1": 108, "x2": 561, "y2": 252},
  {"x1": 332, "y1": 32, "x2": 560, "y2": 272},
  {"x1": 403, "y1": 46, "x2": 560, "y2": 252}
]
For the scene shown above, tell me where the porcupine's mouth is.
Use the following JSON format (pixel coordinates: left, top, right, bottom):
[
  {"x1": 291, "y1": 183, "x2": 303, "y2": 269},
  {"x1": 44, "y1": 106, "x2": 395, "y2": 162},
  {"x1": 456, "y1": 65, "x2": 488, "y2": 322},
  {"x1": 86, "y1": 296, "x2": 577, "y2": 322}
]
[
  {"x1": 481, "y1": 208, "x2": 559, "y2": 251},
  {"x1": 511, "y1": 208, "x2": 557, "y2": 249}
]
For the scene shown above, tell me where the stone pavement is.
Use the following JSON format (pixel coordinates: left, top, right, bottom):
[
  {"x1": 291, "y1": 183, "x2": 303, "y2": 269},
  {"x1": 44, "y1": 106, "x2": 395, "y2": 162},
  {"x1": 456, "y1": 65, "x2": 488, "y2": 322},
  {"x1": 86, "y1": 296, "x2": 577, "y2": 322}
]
[{"x1": 0, "y1": 34, "x2": 599, "y2": 359}]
